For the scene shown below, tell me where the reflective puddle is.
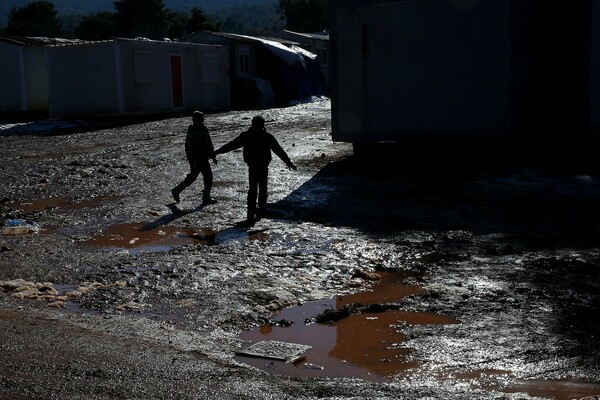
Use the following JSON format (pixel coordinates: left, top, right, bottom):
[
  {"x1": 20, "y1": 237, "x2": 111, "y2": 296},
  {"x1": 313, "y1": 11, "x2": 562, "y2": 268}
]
[
  {"x1": 83, "y1": 222, "x2": 268, "y2": 253},
  {"x1": 236, "y1": 274, "x2": 600, "y2": 397},
  {"x1": 236, "y1": 271, "x2": 459, "y2": 382},
  {"x1": 84, "y1": 223, "x2": 215, "y2": 254}
]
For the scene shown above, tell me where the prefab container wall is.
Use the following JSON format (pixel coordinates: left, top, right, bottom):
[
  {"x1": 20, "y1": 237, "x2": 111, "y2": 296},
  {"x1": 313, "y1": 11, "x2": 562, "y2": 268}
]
[
  {"x1": 330, "y1": 0, "x2": 600, "y2": 144},
  {"x1": 47, "y1": 39, "x2": 230, "y2": 117},
  {"x1": 0, "y1": 41, "x2": 48, "y2": 111}
]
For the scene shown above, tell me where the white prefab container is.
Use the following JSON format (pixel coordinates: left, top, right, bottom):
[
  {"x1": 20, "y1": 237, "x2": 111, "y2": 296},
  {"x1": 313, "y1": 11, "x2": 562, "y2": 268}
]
[
  {"x1": 46, "y1": 38, "x2": 230, "y2": 117},
  {"x1": 0, "y1": 37, "x2": 49, "y2": 111},
  {"x1": 330, "y1": 0, "x2": 598, "y2": 145}
]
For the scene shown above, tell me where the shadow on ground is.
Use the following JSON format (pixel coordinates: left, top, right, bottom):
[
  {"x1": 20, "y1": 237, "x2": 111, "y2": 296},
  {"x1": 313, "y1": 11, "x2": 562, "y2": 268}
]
[
  {"x1": 273, "y1": 138, "x2": 600, "y2": 371},
  {"x1": 275, "y1": 139, "x2": 600, "y2": 247},
  {"x1": 140, "y1": 203, "x2": 205, "y2": 231}
]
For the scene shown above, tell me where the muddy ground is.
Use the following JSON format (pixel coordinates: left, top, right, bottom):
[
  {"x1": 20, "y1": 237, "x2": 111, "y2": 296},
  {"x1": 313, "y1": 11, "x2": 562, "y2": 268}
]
[{"x1": 1, "y1": 100, "x2": 600, "y2": 399}]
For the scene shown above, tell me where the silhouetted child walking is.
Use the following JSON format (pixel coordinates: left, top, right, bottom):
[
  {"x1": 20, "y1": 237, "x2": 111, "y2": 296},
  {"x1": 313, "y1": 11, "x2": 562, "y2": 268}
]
[
  {"x1": 171, "y1": 111, "x2": 217, "y2": 205},
  {"x1": 214, "y1": 116, "x2": 296, "y2": 226}
]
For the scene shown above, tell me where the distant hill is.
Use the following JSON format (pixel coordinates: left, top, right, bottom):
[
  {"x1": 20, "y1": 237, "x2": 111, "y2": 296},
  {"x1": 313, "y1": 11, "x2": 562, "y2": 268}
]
[{"x1": 0, "y1": 0, "x2": 276, "y2": 26}]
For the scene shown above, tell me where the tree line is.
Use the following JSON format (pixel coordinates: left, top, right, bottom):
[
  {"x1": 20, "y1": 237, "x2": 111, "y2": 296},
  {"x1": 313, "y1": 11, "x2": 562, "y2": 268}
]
[{"x1": 0, "y1": 0, "x2": 328, "y2": 40}]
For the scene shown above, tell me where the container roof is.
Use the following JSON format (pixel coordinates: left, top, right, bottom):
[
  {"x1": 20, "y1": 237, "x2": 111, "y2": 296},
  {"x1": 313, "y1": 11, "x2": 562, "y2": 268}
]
[
  {"x1": 0, "y1": 35, "x2": 87, "y2": 47},
  {"x1": 181, "y1": 31, "x2": 317, "y2": 66}
]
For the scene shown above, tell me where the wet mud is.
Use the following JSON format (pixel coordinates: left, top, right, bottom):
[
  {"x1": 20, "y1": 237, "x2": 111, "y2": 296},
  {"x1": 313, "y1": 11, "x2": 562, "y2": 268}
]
[
  {"x1": 237, "y1": 271, "x2": 458, "y2": 381},
  {"x1": 1, "y1": 100, "x2": 600, "y2": 399},
  {"x1": 7, "y1": 195, "x2": 116, "y2": 214}
]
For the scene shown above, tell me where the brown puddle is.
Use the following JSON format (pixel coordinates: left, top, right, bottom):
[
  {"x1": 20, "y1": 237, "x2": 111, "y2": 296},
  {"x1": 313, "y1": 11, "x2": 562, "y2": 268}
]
[
  {"x1": 236, "y1": 271, "x2": 459, "y2": 382},
  {"x1": 83, "y1": 222, "x2": 269, "y2": 253},
  {"x1": 9, "y1": 196, "x2": 116, "y2": 213},
  {"x1": 237, "y1": 277, "x2": 600, "y2": 396},
  {"x1": 84, "y1": 223, "x2": 215, "y2": 254}
]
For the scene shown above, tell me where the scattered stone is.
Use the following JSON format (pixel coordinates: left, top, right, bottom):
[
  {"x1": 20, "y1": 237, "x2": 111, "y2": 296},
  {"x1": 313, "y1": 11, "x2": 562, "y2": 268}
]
[
  {"x1": 270, "y1": 319, "x2": 293, "y2": 327},
  {"x1": 312, "y1": 303, "x2": 398, "y2": 324},
  {"x1": 0, "y1": 278, "x2": 134, "y2": 310},
  {"x1": 265, "y1": 289, "x2": 296, "y2": 309},
  {"x1": 353, "y1": 269, "x2": 381, "y2": 281},
  {"x1": 177, "y1": 299, "x2": 196, "y2": 308},
  {"x1": 1, "y1": 279, "x2": 33, "y2": 291},
  {"x1": 346, "y1": 278, "x2": 364, "y2": 288},
  {"x1": 305, "y1": 290, "x2": 331, "y2": 301},
  {"x1": 265, "y1": 300, "x2": 284, "y2": 311},
  {"x1": 1, "y1": 280, "x2": 65, "y2": 305},
  {"x1": 11, "y1": 290, "x2": 37, "y2": 299},
  {"x1": 115, "y1": 301, "x2": 148, "y2": 312},
  {"x1": 82, "y1": 282, "x2": 104, "y2": 289}
]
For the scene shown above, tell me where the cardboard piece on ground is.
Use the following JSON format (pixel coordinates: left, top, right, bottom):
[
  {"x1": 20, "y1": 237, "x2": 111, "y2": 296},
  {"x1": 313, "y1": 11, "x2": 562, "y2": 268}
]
[{"x1": 235, "y1": 340, "x2": 311, "y2": 363}]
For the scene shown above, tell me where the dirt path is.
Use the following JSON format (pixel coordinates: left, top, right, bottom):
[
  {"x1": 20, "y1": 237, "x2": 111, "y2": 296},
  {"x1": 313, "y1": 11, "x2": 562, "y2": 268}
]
[{"x1": 1, "y1": 100, "x2": 600, "y2": 399}]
